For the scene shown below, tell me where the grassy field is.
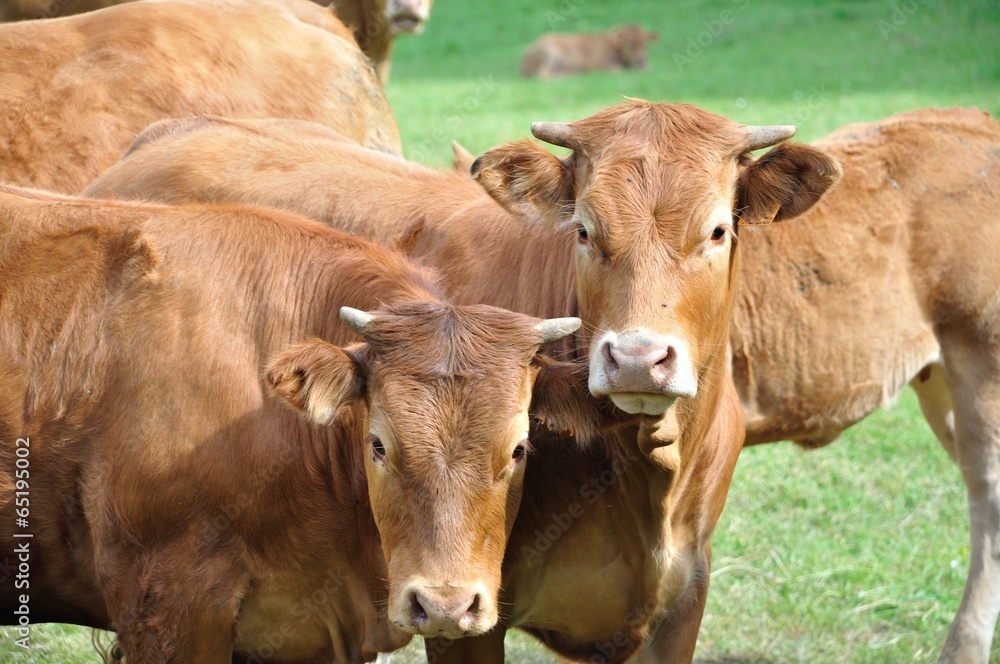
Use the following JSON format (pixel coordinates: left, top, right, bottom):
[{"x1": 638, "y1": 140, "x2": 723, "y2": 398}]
[{"x1": 3, "y1": 0, "x2": 999, "y2": 661}]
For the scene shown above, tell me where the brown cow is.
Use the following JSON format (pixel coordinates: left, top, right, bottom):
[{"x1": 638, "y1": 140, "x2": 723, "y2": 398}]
[
  {"x1": 0, "y1": 0, "x2": 399, "y2": 196},
  {"x1": 332, "y1": 0, "x2": 434, "y2": 84},
  {"x1": 86, "y1": 101, "x2": 840, "y2": 661},
  {"x1": 520, "y1": 24, "x2": 659, "y2": 78},
  {"x1": 729, "y1": 107, "x2": 1000, "y2": 663},
  {"x1": 0, "y1": 185, "x2": 620, "y2": 661},
  {"x1": 0, "y1": 0, "x2": 431, "y2": 86}
]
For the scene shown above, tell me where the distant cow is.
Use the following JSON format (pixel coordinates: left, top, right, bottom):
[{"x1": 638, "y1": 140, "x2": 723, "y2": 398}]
[
  {"x1": 520, "y1": 23, "x2": 658, "y2": 78},
  {"x1": 0, "y1": 0, "x2": 432, "y2": 85},
  {"x1": 86, "y1": 101, "x2": 840, "y2": 661},
  {"x1": 0, "y1": 185, "x2": 623, "y2": 661},
  {"x1": 0, "y1": 0, "x2": 399, "y2": 195},
  {"x1": 333, "y1": 0, "x2": 434, "y2": 84}
]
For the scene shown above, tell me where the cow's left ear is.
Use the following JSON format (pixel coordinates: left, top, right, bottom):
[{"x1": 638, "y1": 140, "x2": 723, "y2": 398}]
[
  {"x1": 472, "y1": 139, "x2": 574, "y2": 225},
  {"x1": 736, "y1": 142, "x2": 842, "y2": 226},
  {"x1": 529, "y1": 356, "x2": 639, "y2": 443},
  {"x1": 266, "y1": 340, "x2": 367, "y2": 425}
]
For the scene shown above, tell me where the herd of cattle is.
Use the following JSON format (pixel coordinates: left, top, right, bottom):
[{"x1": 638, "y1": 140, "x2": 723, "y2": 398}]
[{"x1": 0, "y1": 0, "x2": 998, "y2": 663}]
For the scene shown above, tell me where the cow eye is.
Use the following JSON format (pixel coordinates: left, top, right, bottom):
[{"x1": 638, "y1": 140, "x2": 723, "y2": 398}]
[
  {"x1": 511, "y1": 444, "x2": 526, "y2": 461},
  {"x1": 711, "y1": 226, "x2": 727, "y2": 242},
  {"x1": 371, "y1": 437, "x2": 386, "y2": 459},
  {"x1": 576, "y1": 225, "x2": 589, "y2": 244}
]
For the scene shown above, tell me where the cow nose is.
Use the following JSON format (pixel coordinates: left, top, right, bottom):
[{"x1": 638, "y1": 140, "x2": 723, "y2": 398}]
[
  {"x1": 589, "y1": 330, "x2": 697, "y2": 415},
  {"x1": 406, "y1": 586, "x2": 483, "y2": 637},
  {"x1": 601, "y1": 341, "x2": 677, "y2": 384},
  {"x1": 602, "y1": 336, "x2": 682, "y2": 393}
]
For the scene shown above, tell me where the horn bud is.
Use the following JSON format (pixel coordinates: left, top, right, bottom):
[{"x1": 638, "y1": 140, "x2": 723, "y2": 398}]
[
  {"x1": 531, "y1": 122, "x2": 576, "y2": 148},
  {"x1": 744, "y1": 125, "x2": 797, "y2": 151},
  {"x1": 536, "y1": 317, "x2": 581, "y2": 344},
  {"x1": 340, "y1": 307, "x2": 375, "y2": 334}
]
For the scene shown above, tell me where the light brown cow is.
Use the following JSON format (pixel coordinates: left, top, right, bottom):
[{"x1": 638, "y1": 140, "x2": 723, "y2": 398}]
[
  {"x1": 520, "y1": 24, "x2": 659, "y2": 78},
  {"x1": 332, "y1": 0, "x2": 434, "y2": 84},
  {"x1": 0, "y1": 0, "x2": 432, "y2": 86},
  {"x1": 0, "y1": 0, "x2": 399, "y2": 196},
  {"x1": 0, "y1": 185, "x2": 621, "y2": 661},
  {"x1": 86, "y1": 101, "x2": 840, "y2": 661},
  {"x1": 729, "y1": 107, "x2": 1000, "y2": 663}
]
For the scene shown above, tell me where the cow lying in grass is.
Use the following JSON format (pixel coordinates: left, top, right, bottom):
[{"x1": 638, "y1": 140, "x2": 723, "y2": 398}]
[
  {"x1": 0, "y1": 185, "x2": 629, "y2": 661},
  {"x1": 520, "y1": 23, "x2": 659, "y2": 78}
]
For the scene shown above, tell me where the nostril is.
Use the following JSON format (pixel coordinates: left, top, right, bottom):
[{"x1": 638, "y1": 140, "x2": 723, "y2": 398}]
[
  {"x1": 409, "y1": 591, "x2": 428, "y2": 625},
  {"x1": 466, "y1": 593, "x2": 481, "y2": 617},
  {"x1": 602, "y1": 341, "x2": 618, "y2": 373},
  {"x1": 655, "y1": 346, "x2": 676, "y2": 367}
]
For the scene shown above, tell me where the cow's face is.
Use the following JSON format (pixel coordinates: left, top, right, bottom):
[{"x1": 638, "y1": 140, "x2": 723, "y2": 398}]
[
  {"x1": 385, "y1": 0, "x2": 433, "y2": 35},
  {"x1": 267, "y1": 302, "x2": 591, "y2": 639},
  {"x1": 611, "y1": 24, "x2": 658, "y2": 69},
  {"x1": 473, "y1": 101, "x2": 841, "y2": 417}
]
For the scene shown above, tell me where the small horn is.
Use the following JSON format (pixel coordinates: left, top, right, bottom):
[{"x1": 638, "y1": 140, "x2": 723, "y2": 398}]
[
  {"x1": 744, "y1": 125, "x2": 796, "y2": 151},
  {"x1": 340, "y1": 307, "x2": 375, "y2": 334},
  {"x1": 536, "y1": 317, "x2": 582, "y2": 345},
  {"x1": 531, "y1": 122, "x2": 576, "y2": 148}
]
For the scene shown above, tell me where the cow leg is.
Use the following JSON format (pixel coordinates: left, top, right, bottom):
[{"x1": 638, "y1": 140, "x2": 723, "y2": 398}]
[
  {"x1": 910, "y1": 362, "x2": 958, "y2": 460},
  {"x1": 938, "y1": 338, "x2": 1000, "y2": 663},
  {"x1": 424, "y1": 627, "x2": 506, "y2": 664},
  {"x1": 102, "y1": 547, "x2": 244, "y2": 663}
]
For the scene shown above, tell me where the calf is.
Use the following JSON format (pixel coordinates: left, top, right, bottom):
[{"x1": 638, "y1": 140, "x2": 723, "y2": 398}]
[
  {"x1": 0, "y1": 0, "x2": 399, "y2": 195},
  {"x1": 0, "y1": 185, "x2": 612, "y2": 661},
  {"x1": 520, "y1": 24, "x2": 659, "y2": 78}
]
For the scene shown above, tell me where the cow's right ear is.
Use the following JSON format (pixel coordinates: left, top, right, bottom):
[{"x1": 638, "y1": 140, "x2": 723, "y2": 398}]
[
  {"x1": 736, "y1": 142, "x2": 842, "y2": 226},
  {"x1": 266, "y1": 340, "x2": 366, "y2": 425},
  {"x1": 530, "y1": 355, "x2": 640, "y2": 444},
  {"x1": 472, "y1": 139, "x2": 574, "y2": 224}
]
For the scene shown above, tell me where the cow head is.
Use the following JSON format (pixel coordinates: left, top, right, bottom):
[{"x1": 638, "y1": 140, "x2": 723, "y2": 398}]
[
  {"x1": 472, "y1": 101, "x2": 841, "y2": 417},
  {"x1": 385, "y1": 0, "x2": 433, "y2": 35},
  {"x1": 267, "y1": 302, "x2": 604, "y2": 638},
  {"x1": 611, "y1": 24, "x2": 659, "y2": 69}
]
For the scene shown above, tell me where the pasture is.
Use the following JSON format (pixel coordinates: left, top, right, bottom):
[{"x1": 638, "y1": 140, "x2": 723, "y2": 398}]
[{"x1": 2, "y1": 0, "x2": 999, "y2": 662}]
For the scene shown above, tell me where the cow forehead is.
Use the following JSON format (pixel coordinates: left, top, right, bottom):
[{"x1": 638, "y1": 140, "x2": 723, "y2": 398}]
[
  {"x1": 578, "y1": 156, "x2": 736, "y2": 255},
  {"x1": 371, "y1": 371, "x2": 532, "y2": 437}
]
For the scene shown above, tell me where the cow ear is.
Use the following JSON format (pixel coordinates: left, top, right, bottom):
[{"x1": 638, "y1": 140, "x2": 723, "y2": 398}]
[
  {"x1": 471, "y1": 139, "x2": 573, "y2": 225},
  {"x1": 736, "y1": 142, "x2": 842, "y2": 226},
  {"x1": 529, "y1": 356, "x2": 639, "y2": 443},
  {"x1": 266, "y1": 340, "x2": 366, "y2": 425},
  {"x1": 451, "y1": 140, "x2": 476, "y2": 175}
]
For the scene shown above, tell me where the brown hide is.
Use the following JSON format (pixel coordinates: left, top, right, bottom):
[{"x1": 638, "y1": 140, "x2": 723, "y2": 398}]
[
  {"x1": 0, "y1": 0, "x2": 399, "y2": 195},
  {"x1": 730, "y1": 107, "x2": 1000, "y2": 662},
  {"x1": 0, "y1": 185, "x2": 602, "y2": 661},
  {"x1": 520, "y1": 24, "x2": 659, "y2": 79},
  {"x1": 83, "y1": 101, "x2": 841, "y2": 662}
]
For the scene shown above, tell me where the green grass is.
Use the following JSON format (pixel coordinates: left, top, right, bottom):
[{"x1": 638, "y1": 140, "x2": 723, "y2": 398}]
[{"x1": 4, "y1": 0, "x2": 999, "y2": 661}]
